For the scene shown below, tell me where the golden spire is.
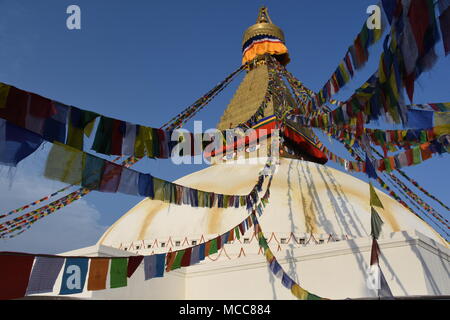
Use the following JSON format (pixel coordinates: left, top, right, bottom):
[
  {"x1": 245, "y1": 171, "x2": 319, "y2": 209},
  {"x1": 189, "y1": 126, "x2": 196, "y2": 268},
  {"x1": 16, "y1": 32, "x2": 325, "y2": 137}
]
[{"x1": 242, "y1": 6, "x2": 285, "y2": 47}]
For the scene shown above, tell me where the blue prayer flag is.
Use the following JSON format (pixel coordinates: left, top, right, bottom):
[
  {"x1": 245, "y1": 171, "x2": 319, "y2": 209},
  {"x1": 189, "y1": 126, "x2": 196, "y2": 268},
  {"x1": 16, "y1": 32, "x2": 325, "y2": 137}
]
[{"x1": 59, "y1": 258, "x2": 88, "y2": 295}]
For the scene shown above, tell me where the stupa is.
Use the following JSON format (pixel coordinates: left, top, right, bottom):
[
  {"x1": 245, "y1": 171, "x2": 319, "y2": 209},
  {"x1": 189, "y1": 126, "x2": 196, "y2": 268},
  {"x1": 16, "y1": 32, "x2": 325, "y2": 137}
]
[{"x1": 35, "y1": 7, "x2": 449, "y2": 300}]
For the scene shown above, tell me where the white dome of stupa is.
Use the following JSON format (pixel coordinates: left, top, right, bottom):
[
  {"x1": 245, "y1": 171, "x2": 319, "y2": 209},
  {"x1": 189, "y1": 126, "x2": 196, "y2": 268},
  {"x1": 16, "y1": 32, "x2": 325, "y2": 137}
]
[{"x1": 98, "y1": 158, "x2": 447, "y2": 249}]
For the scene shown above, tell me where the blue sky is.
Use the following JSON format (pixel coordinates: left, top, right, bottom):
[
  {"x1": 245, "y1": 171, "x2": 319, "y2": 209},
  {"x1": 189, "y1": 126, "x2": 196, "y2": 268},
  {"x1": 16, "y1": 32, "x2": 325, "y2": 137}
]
[{"x1": 0, "y1": 0, "x2": 448, "y2": 253}]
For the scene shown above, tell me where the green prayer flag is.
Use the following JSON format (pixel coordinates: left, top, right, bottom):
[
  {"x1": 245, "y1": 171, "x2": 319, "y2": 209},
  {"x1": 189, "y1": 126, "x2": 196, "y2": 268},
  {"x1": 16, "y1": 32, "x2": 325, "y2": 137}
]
[
  {"x1": 235, "y1": 226, "x2": 240, "y2": 240},
  {"x1": 258, "y1": 233, "x2": 269, "y2": 249},
  {"x1": 171, "y1": 250, "x2": 185, "y2": 271},
  {"x1": 369, "y1": 183, "x2": 384, "y2": 209},
  {"x1": 110, "y1": 258, "x2": 128, "y2": 288},
  {"x1": 371, "y1": 207, "x2": 384, "y2": 240},
  {"x1": 208, "y1": 238, "x2": 218, "y2": 255},
  {"x1": 412, "y1": 147, "x2": 422, "y2": 165},
  {"x1": 384, "y1": 158, "x2": 392, "y2": 173},
  {"x1": 307, "y1": 293, "x2": 323, "y2": 300}
]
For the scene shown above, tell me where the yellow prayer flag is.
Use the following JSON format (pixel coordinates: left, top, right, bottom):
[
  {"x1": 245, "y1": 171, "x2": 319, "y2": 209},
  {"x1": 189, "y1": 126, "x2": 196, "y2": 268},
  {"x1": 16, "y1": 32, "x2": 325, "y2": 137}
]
[
  {"x1": 369, "y1": 183, "x2": 384, "y2": 209},
  {"x1": 433, "y1": 124, "x2": 450, "y2": 136},
  {"x1": 44, "y1": 142, "x2": 83, "y2": 185},
  {"x1": 0, "y1": 83, "x2": 10, "y2": 108},
  {"x1": 264, "y1": 249, "x2": 274, "y2": 262},
  {"x1": 434, "y1": 112, "x2": 450, "y2": 127},
  {"x1": 84, "y1": 119, "x2": 96, "y2": 137},
  {"x1": 153, "y1": 178, "x2": 164, "y2": 201},
  {"x1": 291, "y1": 284, "x2": 308, "y2": 300},
  {"x1": 134, "y1": 126, "x2": 146, "y2": 157}
]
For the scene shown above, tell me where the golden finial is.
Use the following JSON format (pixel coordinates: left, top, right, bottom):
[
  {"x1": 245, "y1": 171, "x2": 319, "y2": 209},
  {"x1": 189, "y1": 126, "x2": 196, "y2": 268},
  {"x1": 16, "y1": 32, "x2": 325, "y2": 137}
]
[{"x1": 242, "y1": 6, "x2": 285, "y2": 47}]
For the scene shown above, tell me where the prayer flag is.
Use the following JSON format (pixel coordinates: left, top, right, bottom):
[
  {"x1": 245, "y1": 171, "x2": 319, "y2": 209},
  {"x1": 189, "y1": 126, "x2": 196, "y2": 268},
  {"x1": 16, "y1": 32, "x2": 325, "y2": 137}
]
[
  {"x1": 371, "y1": 207, "x2": 384, "y2": 240},
  {"x1": 370, "y1": 183, "x2": 384, "y2": 209},
  {"x1": 59, "y1": 258, "x2": 89, "y2": 295},
  {"x1": 365, "y1": 153, "x2": 378, "y2": 179},
  {"x1": 209, "y1": 238, "x2": 218, "y2": 255},
  {"x1": 26, "y1": 256, "x2": 64, "y2": 295},
  {"x1": 181, "y1": 248, "x2": 192, "y2": 267},
  {"x1": 0, "y1": 254, "x2": 35, "y2": 300},
  {"x1": 87, "y1": 258, "x2": 109, "y2": 291},
  {"x1": 171, "y1": 250, "x2": 185, "y2": 271},
  {"x1": 45, "y1": 142, "x2": 83, "y2": 185},
  {"x1": 198, "y1": 243, "x2": 206, "y2": 261},
  {"x1": 291, "y1": 284, "x2": 308, "y2": 300},
  {"x1": 0, "y1": 83, "x2": 10, "y2": 108},
  {"x1": 144, "y1": 254, "x2": 166, "y2": 279},
  {"x1": 110, "y1": 258, "x2": 128, "y2": 288},
  {"x1": 82, "y1": 154, "x2": 105, "y2": 190},
  {"x1": 117, "y1": 168, "x2": 140, "y2": 196},
  {"x1": 127, "y1": 256, "x2": 143, "y2": 278},
  {"x1": 190, "y1": 246, "x2": 200, "y2": 266},
  {"x1": 99, "y1": 161, "x2": 123, "y2": 192},
  {"x1": 0, "y1": 119, "x2": 44, "y2": 167},
  {"x1": 281, "y1": 273, "x2": 295, "y2": 289}
]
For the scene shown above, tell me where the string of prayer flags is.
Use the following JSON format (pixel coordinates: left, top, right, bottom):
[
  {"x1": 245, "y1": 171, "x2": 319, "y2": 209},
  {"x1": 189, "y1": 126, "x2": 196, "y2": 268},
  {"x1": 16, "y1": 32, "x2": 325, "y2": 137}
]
[
  {"x1": 252, "y1": 213, "x2": 325, "y2": 300},
  {"x1": 340, "y1": 139, "x2": 449, "y2": 236},
  {"x1": 161, "y1": 64, "x2": 244, "y2": 130},
  {"x1": 0, "y1": 60, "x2": 241, "y2": 237},
  {"x1": 0, "y1": 188, "x2": 91, "y2": 238},
  {"x1": 43, "y1": 142, "x2": 254, "y2": 210},
  {"x1": 395, "y1": 168, "x2": 450, "y2": 211},
  {"x1": 0, "y1": 158, "x2": 280, "y2": 300},
  {"x1": 315, "y1": 7, "x2": 385, "y2": 106},
  {"x1": 0, "y1": 185, "x2": 74, "y2": 219},
  {"x1": 368, "y1": 169, "x2": 394, "y2": 297},
  {"x1": 0, "y1": 81, "x2": 223, "y2": 162},
  {"x1": 387, "y1": 174, "x2": 449, "y2": 227}
]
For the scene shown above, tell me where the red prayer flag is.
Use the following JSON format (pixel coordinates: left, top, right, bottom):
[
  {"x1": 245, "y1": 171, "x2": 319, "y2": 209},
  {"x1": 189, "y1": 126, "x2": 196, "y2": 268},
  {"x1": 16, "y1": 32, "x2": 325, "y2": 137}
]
[
  {"x1": 127, "y1": 255, "x2": 144, "y2": 278},
  {"x1": 0, "y1": 86, "x2": 28, "y2": 127},
  {"x1": 180, "y1": 248, "x2": 192, "y2": 267},
  {"x1": 29, "y1": 93, "x2": 56, "y2": 118},
  {"x1": 0, "y1": 254, "x2": 35, "y2": 300},
  {"x1": 370, "y1": 238, "x2": 381, "y2": 266}
]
